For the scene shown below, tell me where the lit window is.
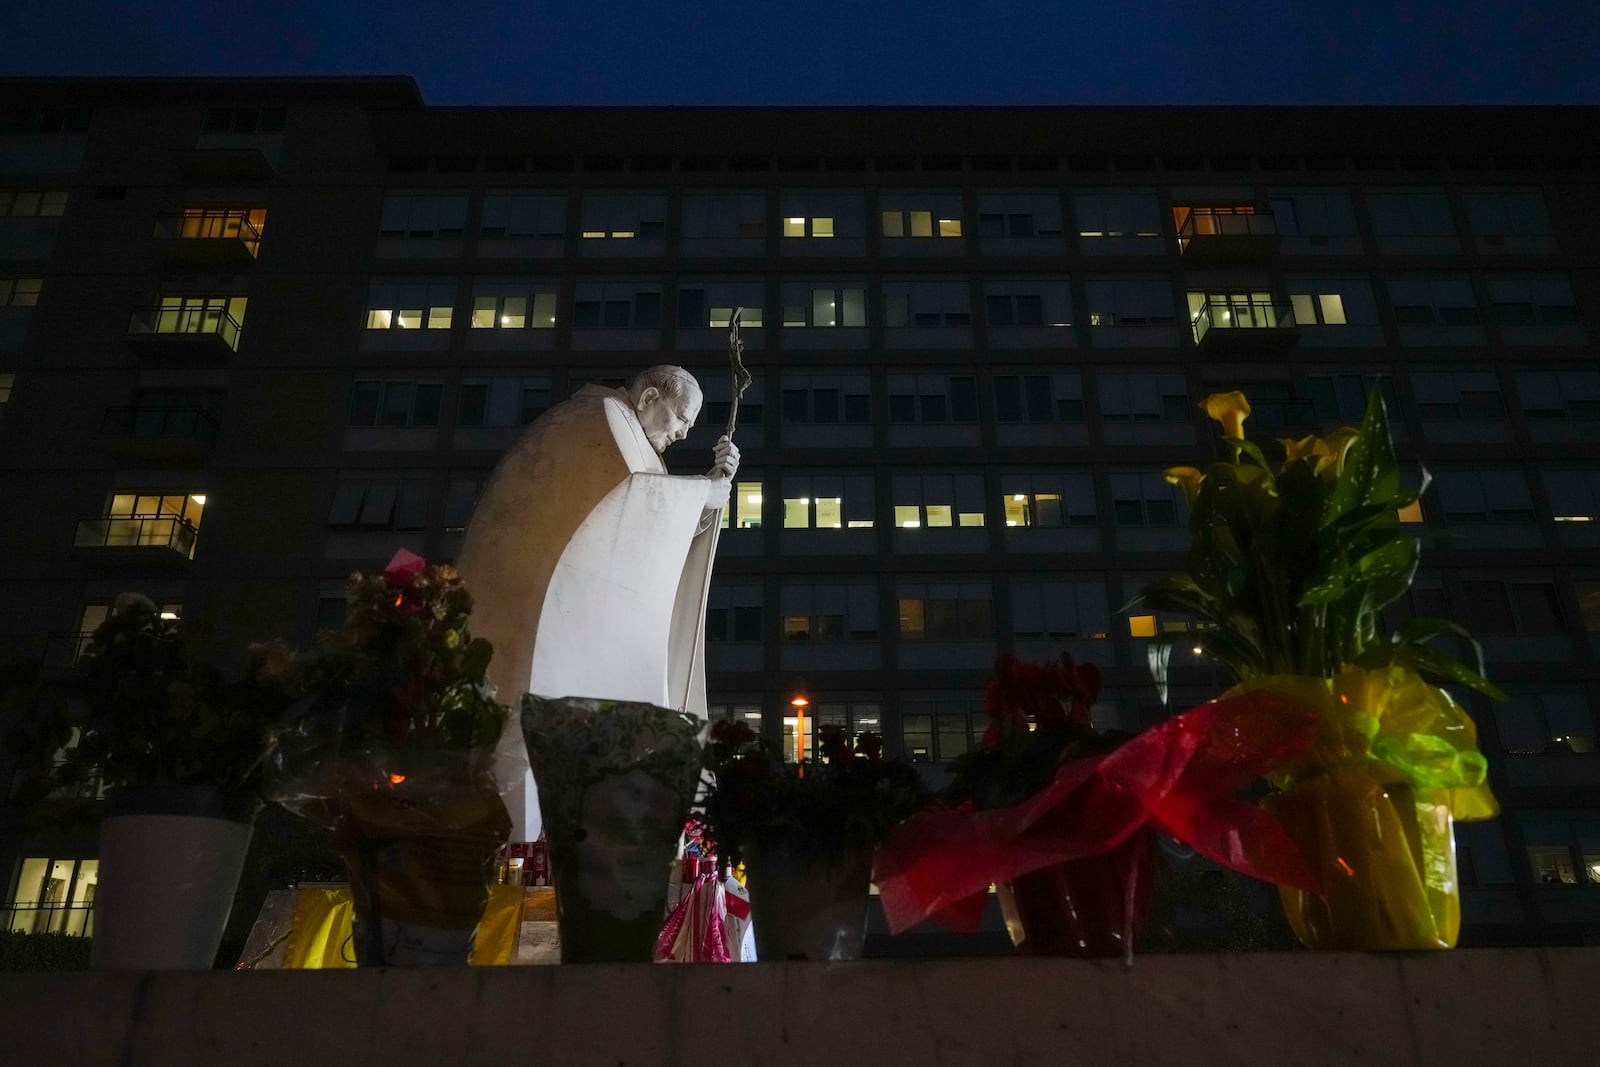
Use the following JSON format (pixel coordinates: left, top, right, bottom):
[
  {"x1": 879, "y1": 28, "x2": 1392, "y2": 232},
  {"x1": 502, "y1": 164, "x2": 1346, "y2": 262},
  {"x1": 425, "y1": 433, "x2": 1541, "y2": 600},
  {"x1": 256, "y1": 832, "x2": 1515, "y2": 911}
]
[
  {"x1": 578, "y1": 193, "x2": 667, "y2": 240},
  {"x1": 781, "y1": 473, "x2": 873, "y2": 530},
  {"x1": 897, "y1": 582, "x2": 993, "y2": 641},
  {"x1": 0, "y1": 277, "x2": 41, "y2": 307},
  {"x1": 1000, "y1": 472, "x2": 1095, "y2": 528},
  {"x1": 365, "y1": 280, "x2": 454, "y2": 330},
  {"x1": 780, "y1": 284, "x2": 865, "y2": 327},
  {"x1": 720, "y1": 480, "x2": 764, "y2": 531},
  {"x1": 4, "y1": 857, "x2": 98, "y2": 936},
  {"x1": 470, "y1": 280, "x2": 558, "y2": 329},
  {"x1": 0, "y1": 371, "x2": 13, "y2": 404},
  {"x1": 781, "y1": 583, "x2": 878, "y2": 643},
  {"x1": 0, "y1": 189, "x2": 69, "y2": 217},
  {"x1": 677, "y1": 281, "x2": 765, "y2": 329},
  {"x1": 893, "y1": 473, "x2": 985, "y2": 529}
]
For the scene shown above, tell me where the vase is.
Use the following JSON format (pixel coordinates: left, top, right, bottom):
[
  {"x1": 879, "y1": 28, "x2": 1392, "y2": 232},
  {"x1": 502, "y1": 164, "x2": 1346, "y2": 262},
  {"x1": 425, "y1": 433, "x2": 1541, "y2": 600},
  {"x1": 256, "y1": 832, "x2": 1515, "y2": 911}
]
[
  {"x1": 747, "y1": 844, "x2": 873, "y2": 962},
  {"x1": 1263, "y1": 767, "x2": 1459, "y2": 950},
  {"x1": 996, "y1": 827, "x2": 1156, "y2": 958},
  {"x1": 522, "y1": 695, "x2": 706, "y2": 963},
  {"x1": 92, "y1": 785, "x2": 257, "y2": 969},
  {"x1": 329, "y1": 751, "x2": 512, "y2": 966}
]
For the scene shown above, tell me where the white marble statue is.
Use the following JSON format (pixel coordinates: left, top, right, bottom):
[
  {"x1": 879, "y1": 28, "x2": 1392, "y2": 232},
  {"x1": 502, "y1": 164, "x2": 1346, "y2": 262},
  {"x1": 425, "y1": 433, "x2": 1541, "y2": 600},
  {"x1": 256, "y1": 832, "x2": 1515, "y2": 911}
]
[{"x1": 456, "y1": 365, "x2": 740, "y2": 839}]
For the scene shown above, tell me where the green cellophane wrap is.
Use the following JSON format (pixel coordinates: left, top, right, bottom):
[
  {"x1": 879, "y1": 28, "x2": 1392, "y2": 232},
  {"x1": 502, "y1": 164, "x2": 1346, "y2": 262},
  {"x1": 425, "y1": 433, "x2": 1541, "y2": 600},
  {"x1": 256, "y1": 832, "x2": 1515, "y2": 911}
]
[{"x1": 521, "y1": 695, "x2": 706, "y2": 963}]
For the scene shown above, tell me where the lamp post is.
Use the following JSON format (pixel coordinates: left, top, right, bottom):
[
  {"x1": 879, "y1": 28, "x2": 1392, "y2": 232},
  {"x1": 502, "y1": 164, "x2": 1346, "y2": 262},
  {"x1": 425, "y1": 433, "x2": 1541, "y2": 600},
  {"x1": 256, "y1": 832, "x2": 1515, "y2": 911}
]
[{"x1": 790, "y1": 690, "x2": 809, "y2": 776}]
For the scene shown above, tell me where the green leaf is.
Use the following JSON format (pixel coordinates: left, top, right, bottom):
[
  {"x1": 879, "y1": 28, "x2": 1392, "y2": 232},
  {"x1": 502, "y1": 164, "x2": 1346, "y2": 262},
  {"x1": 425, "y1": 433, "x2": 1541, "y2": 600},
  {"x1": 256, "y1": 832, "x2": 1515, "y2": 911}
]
[{"x1": 1323, "y1": 387, "x2": 1399, "y2": 527}]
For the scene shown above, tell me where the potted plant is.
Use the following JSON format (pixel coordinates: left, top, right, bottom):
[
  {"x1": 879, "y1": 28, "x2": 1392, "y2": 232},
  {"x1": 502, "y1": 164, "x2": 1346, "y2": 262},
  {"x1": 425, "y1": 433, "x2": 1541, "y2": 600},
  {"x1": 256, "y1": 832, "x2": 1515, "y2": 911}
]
[
  {"x1": 520, "y1": 694, "x2": 708, "y2": 963},
  {"x1": 874, "y1": 651, "x2": 1321, "y2": 959},
  {"x1": 693, "y1": 717, "x2": 926, "y2": 961},
  {"x1": 270, "y1": 549, "x2": 513, "y2": 966},
  {"x1": 5, "y1": 593, "x2": 288, "y2": 969},
  {"x1": 1127, "y1": 389, "x2": 1502, "y2": 950}
]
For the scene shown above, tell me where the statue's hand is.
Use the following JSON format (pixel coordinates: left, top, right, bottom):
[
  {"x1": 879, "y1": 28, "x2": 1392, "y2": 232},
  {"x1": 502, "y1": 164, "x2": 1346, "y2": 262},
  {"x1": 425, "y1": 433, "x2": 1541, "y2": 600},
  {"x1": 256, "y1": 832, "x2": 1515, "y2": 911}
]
[
  {"x1": 704, "y1": 474, "x2": 733, "y2": 511},
  {"x1": 710, "y1": 436, "x2": 740, "y2": 479}
]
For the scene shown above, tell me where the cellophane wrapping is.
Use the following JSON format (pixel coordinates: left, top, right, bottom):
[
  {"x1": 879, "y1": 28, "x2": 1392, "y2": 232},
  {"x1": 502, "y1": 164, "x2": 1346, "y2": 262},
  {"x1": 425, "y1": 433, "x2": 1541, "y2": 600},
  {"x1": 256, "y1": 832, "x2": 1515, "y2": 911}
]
[{"x1": 1245, "y1": 667, "x2": 1498, "y2": 950}]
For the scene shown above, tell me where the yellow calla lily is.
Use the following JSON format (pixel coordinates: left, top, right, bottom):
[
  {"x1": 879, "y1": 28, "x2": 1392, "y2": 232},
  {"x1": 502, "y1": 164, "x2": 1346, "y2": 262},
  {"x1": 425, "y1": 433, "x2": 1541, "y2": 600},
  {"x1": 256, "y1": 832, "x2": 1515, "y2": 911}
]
[
  {"x1": 1319, "y1": 427, "x2": 1360, "y2": 476},
  {"x1": 1164, "y1": 465, "x2": 1206, "y2": 504},
  {"x1": 1278, "y1": 435, "x2": 1324, "y2": 464},
  {"x1": 1202, "y1": 391, "x2": 1251, "y2": 439}
]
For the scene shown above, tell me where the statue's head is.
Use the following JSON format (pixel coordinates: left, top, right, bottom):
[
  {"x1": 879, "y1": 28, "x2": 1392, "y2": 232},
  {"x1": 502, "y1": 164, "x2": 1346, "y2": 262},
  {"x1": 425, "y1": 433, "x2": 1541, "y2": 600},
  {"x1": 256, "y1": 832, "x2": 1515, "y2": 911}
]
[{"x1": 627, "y1": 366, "x2": 703, "y2": 453}]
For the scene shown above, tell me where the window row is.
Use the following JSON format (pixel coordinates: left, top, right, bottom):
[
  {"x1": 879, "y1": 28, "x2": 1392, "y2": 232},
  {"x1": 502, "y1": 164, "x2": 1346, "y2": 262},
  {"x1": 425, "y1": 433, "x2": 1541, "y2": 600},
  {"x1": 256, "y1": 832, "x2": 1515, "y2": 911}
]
[
  {"x1": 339, "y1": 365, "x2": 1600, "y2": 437},
  {"x1": 373, "y1": 187, "x2": 1562, "y2": 257},
  {"x1": 359, "y1": 273, "x2": 1582, "y2": 338}
]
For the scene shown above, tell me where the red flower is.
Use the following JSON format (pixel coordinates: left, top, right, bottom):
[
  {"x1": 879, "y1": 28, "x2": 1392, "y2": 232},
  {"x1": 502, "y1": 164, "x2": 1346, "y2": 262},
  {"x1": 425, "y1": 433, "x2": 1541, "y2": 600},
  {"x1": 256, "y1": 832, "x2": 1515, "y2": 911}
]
[{"x1": 980, "y1": 651, "x2": 1102, "y2": 748}]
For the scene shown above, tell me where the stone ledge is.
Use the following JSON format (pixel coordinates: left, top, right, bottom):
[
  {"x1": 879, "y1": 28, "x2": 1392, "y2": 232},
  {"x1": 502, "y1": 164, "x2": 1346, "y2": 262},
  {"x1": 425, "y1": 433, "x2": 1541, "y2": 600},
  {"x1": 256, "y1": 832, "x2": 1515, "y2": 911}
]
[{"x1": 2, "y1": 948, "x2": 1596, "y2": 1066}]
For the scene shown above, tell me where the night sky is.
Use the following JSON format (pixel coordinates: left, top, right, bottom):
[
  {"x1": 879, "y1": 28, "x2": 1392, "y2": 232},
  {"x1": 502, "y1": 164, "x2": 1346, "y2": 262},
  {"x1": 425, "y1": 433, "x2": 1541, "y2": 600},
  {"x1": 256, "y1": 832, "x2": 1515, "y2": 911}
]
[{"x1": 3, "y1": 1, "x2": 1599, "y2": 105}]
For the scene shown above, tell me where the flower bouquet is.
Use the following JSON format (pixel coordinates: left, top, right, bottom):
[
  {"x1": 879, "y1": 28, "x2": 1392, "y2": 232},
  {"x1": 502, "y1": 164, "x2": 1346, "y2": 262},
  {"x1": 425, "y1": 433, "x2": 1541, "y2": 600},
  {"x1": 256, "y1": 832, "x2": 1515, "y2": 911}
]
[
  {"x1": 874, "y1": 651, "x2": 1324, "y2": 959},
  {"x1": 1127, "y1": 390, "x2": 1501, "y2": 949},
  {"x1": 693, "y1": 718, "x2": 926, "y2": 960},
  {"x1": 270, "y1": 549, "x2": 513, "y2": 965}
]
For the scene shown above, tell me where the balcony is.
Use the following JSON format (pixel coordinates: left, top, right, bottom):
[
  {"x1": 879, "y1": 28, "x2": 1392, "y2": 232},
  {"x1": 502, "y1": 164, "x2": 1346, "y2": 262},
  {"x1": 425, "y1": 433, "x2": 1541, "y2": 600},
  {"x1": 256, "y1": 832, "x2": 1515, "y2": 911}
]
[
  {"x1": 175, "y1": 142, "x2": 277, "y2": 182},
  {"x1": 72, "y1": 514, "x2": 198, "y2": 562},
  {"x1": 1190, "y1": 300, "x2": 1300, "y2": 355},
  {"x1": 126, "y1": 305, "x2": 242, "y2": 359},
  {"x1": 98, "y1": 405, "x2": 218, "y2": 465},
  {"x1": 153, "y1": 210, "x2": 263, "y2": 270},
  {"x1": 1175, "y1": 207, "x2": 1279, "y2": 264}
]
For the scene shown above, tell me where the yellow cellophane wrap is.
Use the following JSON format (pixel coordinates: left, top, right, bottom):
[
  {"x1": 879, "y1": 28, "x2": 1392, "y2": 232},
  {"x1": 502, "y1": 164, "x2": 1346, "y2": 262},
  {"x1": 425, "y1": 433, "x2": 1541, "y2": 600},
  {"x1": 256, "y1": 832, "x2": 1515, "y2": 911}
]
[
  {"x1": 1240, "y1": 667, "x2": 1497, "y2": 951},
  {"x1": 282, "y1": 884, "x2": 525, "y2": 968}
]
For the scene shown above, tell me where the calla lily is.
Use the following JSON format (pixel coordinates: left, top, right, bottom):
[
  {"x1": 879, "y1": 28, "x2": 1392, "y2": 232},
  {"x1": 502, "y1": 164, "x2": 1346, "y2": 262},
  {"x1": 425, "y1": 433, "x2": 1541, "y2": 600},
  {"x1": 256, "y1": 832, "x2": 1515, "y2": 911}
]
[
  {"x1": 1278, "y1": 435, "x2": 1324, "y2": 464},
  {"x1": 1319, "y1": 427, "x2": 1359, "y2": 476},
  {"x1": 1202, "y1": 391, "x2": 1251, "y2": 439},
  {"x1": 1164, "y1": 466, "x2": 1207, "y2": 504}
]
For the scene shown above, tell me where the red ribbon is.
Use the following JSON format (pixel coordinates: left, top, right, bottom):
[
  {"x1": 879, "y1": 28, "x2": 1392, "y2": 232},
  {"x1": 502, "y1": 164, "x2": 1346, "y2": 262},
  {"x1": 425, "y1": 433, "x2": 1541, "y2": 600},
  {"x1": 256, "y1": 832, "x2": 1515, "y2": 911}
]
[{"x1": 874, "y1": 690, "x2": 1323, "y2": 935}]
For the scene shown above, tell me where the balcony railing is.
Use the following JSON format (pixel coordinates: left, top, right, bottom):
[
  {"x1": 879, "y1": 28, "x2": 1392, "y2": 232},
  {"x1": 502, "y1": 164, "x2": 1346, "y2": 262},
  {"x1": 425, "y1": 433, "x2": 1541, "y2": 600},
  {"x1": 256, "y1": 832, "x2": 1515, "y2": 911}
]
[
  {"x1": 1175, "y1": 208, "x2": 1279, "y2": 261},
  {"x1": 72, "y1": 514, "x2": 199, "y2": 559},
  {"x1": 1, "y1": 902, "x2": 95, "y2": 937},
  {"x1": 152, "y1": 210, "x2": 263, "y2": 266},
  {"x1": 127, "y1": 306, "x2": 242, "y2": 353},
  {"x1": 100, "y1": 405, "x2": 219, "y2": 443},
  {"x1": 39, "y1": 631, "x2": 95, "y2": 668},
  {"x1": 1191, "y1": 300, "x2": 1298, "y2": 347}
]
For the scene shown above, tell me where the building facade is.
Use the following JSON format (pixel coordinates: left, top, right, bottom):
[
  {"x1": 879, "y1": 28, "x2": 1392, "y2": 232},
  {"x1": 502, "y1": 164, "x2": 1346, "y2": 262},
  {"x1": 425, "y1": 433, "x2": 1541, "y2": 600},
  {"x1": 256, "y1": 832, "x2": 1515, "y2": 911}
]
[{"x1": 1, "y1": 77, "x2": 1597, "y2": 945}]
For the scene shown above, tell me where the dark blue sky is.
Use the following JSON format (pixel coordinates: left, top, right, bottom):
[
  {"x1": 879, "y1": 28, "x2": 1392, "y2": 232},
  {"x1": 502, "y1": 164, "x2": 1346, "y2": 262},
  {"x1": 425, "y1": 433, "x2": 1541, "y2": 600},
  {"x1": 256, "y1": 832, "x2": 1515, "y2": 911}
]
[{"x1": 4, "y1": 1, "x2": 1599, "y2": 105}]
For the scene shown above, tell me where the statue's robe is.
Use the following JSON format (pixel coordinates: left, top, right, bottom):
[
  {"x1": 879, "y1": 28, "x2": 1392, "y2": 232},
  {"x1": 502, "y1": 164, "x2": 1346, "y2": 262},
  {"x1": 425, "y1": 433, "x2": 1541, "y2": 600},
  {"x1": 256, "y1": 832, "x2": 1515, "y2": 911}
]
[{"x1": 456, "y1": 386, "x2": 718, "y2": 839}]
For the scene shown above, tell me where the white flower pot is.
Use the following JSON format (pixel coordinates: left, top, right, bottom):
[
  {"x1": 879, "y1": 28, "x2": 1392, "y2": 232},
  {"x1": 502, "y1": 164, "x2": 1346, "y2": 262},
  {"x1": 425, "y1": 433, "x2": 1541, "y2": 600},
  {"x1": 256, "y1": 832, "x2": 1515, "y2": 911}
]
[{"x1": 91, "y1": 786, "x2": 256, "y2": 970}]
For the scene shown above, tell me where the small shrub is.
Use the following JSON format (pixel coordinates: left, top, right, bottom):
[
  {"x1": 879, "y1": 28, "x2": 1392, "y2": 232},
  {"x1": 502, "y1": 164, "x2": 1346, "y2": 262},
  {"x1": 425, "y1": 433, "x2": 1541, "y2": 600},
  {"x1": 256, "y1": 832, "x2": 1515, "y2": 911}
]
[{"x1": 0, "y1": 929, "x2": 92, "y2": 971}]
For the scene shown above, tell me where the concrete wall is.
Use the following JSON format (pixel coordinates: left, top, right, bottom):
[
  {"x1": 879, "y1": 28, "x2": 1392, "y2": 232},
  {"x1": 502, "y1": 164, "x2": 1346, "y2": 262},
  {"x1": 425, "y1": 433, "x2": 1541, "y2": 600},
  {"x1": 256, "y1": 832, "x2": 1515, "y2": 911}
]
[{"x1": 1, "y1": 948, "x2": 1597, "y2": 1066}]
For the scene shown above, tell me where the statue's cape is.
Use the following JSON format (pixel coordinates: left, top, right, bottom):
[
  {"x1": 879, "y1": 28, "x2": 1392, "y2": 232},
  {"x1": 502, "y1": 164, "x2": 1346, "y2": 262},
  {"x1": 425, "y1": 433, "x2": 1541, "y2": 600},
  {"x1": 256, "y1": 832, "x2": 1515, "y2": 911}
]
[{"x1": 456, "y1": 386, "x2": 718, "y2": 837}]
